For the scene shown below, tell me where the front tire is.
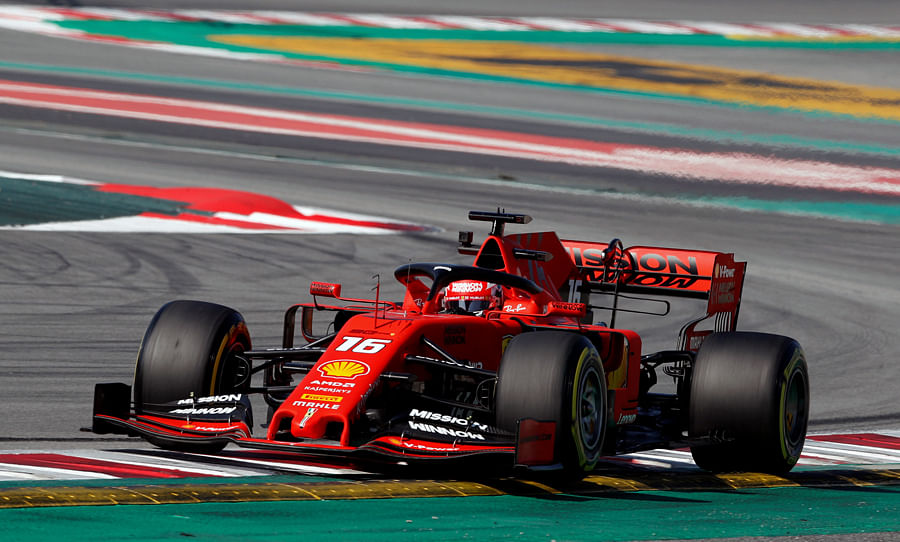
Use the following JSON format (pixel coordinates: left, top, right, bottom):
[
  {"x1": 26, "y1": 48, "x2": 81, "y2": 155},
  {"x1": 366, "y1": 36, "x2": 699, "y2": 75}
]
[
  {"x1": 495, "y1": 331, "x2": 607, "y2": 477},
  {"x1": 134, "y1": 300, "x2": 252, "y2": 452},
  {"x1": 688, "y1": 332, "x2": 809, "y2": 474}
]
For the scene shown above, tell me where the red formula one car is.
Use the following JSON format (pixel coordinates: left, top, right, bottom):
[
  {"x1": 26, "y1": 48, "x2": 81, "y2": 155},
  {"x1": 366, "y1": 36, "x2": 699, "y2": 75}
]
[{"x1": 93, "y1": 211, "x2": 809, "y2": 476}]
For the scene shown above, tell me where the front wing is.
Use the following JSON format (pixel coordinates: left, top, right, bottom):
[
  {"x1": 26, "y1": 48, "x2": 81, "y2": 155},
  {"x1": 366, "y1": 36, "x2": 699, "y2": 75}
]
[
  {"x1": 94, "y1": 412, "x2": 520, "y2": 463},
  {"x1": 93, "y1": 382, "x2": 564, "y2": 467}
]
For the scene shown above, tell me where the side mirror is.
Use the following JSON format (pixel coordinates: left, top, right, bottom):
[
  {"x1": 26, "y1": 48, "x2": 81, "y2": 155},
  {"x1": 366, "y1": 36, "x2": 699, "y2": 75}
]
[{"x1": 546, "y1": 301, "x2": 587, "y2": 318}]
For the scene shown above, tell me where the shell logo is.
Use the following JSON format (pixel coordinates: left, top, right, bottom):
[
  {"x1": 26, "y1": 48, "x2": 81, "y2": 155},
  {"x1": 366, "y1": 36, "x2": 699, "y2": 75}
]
[{"x1": 317, "y1": 359, "x2": 371, "y2": 380}]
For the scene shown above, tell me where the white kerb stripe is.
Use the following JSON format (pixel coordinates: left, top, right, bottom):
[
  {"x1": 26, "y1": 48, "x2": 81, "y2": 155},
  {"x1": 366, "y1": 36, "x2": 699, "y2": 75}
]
[
  {"x1": 429, "y1": 15, "x2": 531, "y2": 31},
  {"x1": 342, "y1": 14, "x2": 444, "y2": 29},
  {"x1": 0, "y1": 6, "x2": 66, "y2": 21},
  {"x1": 0, "y1": 462, "x2": 118, "y2": 480},
  {"x1": 514, "y1": 17, "x2": 602, "y2": 32},
  {"x1": 763, "y1": 23, "x2": 841, "y2": 38},
  {"x1": 244, "y1": 11, "x2": 348, "y2": 26},
  {"x1": 597, "y1": 19, "x2": 695, "y2": 34},
  {"x1": 841, "y1": 24, "x2": 900, "y2": 37}
]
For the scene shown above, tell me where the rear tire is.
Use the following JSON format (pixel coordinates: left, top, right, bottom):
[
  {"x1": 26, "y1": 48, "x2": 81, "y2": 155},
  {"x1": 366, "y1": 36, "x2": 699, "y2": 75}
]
[
  {"x1": 688, "y1": 332, "x2": 809, "y2": 474},
  {"x1": 134, "y1": 300, "x2": 252, "y2": 452},
  {"x1": 495, "y1": 331, "x2": 607, "y2": 477}
]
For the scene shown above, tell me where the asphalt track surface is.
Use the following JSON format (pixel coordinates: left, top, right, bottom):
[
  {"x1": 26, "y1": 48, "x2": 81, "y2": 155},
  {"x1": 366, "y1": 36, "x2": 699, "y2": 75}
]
[{"x1": 0, "y1": 1, "x2": 898, "y2": 540}]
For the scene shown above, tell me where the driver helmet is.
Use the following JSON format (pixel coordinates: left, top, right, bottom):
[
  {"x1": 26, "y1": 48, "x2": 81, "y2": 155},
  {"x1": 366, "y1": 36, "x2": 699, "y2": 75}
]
[{"x1": 442, "y1": 280, "x2": 502, "y2": 314}]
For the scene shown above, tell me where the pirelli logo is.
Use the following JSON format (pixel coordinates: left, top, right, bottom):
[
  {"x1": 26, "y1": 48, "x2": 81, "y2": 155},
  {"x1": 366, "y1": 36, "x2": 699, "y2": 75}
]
[{"x1": 299, "y1": 394, "x2": 342, "y2": 403}]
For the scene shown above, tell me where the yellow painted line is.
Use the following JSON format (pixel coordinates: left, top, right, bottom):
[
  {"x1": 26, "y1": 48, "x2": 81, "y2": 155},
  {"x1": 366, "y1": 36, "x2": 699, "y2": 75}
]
[
  {"x1": 584, "y1": 474, "x2": 656, "y2": 491},
  {"x1": 211, "y1": 36, "x2": 900, "y2": 121},
  {"x1": 0, "y1": 480, "x2": 505, "y2": 509},
  {"x1": 716, "y1": 472, "x2": 801, "y2": 489},
  {"x1": 2, "y1": 470, "x2": 899, "y2": 509},
  {"x1": 272, "y1": 481, "x2": 323, "y2": 500}
]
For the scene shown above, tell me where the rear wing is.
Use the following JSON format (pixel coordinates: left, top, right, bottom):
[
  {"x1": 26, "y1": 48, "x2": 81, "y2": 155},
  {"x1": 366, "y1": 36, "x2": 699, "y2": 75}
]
[{"x1": 562, "y1": 240, "x2": 746, "y2": 350}]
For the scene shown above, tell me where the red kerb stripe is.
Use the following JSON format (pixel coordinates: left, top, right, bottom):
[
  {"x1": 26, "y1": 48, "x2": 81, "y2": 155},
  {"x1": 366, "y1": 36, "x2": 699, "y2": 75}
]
[
  {"x1": 808, "y1": 433, "x2": 900, "y2": 450},
  {"x1": 0, "y1": 453, "x2": 212, "y2": 478}
]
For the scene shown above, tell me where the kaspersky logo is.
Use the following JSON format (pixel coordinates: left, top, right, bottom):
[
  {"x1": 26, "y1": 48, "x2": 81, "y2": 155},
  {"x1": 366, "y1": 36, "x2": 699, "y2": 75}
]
[{"x1": 316, "y1": 359, "x2": 371, "y2": 379}]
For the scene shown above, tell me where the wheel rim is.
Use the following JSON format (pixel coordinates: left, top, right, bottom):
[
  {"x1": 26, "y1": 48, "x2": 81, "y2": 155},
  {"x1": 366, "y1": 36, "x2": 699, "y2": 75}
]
[
  {"x1": 578, "y1": 365, "x2": 604, "y2": 451},
  {"x1": 220, "y1": 342, "x2": 250, "y2": 392},
  {"x1": 783, "y1": 368, "x2": 809, "y2": 448}
]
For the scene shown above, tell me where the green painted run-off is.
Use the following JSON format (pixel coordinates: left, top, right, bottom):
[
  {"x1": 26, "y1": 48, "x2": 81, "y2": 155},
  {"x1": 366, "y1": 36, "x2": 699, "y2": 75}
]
[
  {"x1": 2, "y1": 485, "x2": 899, "y2": 541},
  {"x1": 55, "y1": 20, "x2": 900, "y2": 49},
  {"x1": 0, "y1": 176, "x2": 191, "y2": 226}
]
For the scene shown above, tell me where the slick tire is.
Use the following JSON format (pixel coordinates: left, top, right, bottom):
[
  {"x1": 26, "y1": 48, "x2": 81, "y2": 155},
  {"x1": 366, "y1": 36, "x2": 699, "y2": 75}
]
[
  {"x1": 688, "y1": 332, "x2": 809, "y2": 474},
  {"x1": 134, "y1": 300, "x2": 252, "y2": 452},
  {"x1": 495, "y1": 331, "x2": 607, "y2": 477}
]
